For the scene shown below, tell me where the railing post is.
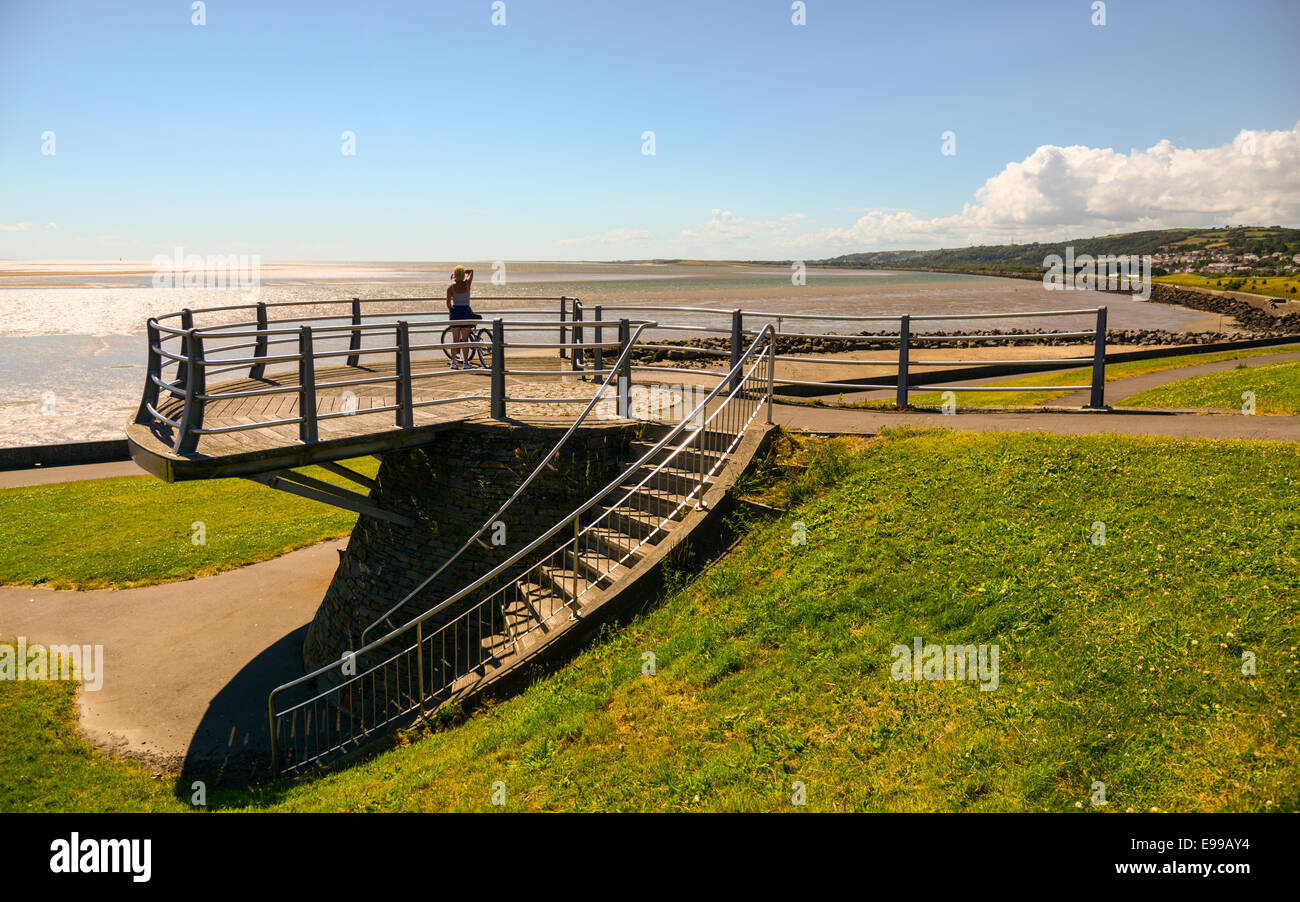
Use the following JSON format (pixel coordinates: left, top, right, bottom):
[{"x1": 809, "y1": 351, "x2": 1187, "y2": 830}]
[
  {"x1": 1086, "y1": 306, "x2": 1108, "y2": 409},
  {"x1": 173, "y1": 329, "x2": 205, "y2": 453},
  {"x1": 299, "y1": 326, "x2": 318, "y2": 443},
  {"x1": 176, "y1": 308, "x2": 194, "y2": 390},
  {"x1": 267, "y1": 696, "x2": 278, "y2": 777},
  {"x1": 416, "y1": 621, "x2": 425, "y2": 714},
  {"x1": 896, "y1": 314, "x2": 911, "y2": 409},
  {"x1": 766, "y1": 329, "x2": 776, "y2": 425},
  {"x1": 729, "y1": 309, "x2": 743, "y2": 392},
  {"x1": 617, "y1": 318, "x2": 631, "y2": 419},
  {"x1": 395, "y1": 321, "x2": 414, "y2": 428},
  {"x1": 558, "y1": 296, "x2": 568, "y2": 360},
  {"x1": 135, "y1": 321, "x2": 162, "y2": 424},
  {"x1": 346, "y1": 297, "x2": 362, "y2": 368},
  {"x1": 572, "y1": 514, "x2": 580, "y2": 611},
  {"x1": 250, "y1": 302, "x2": 268, "y2": 380},
  {"x1": 571, "y1": 301, "x2": 584, "y2": 374},
  {"x1": 593, "y1": 305, "x2": 603, "y2": 379},
  {"x1": 490, "y1": 317, "x2": 506, "y2": 420}
]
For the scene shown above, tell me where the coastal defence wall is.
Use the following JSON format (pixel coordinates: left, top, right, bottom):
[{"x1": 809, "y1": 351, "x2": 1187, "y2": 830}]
[{"x1": 302, "y1": 419, "x2": 644, "y2": 672}]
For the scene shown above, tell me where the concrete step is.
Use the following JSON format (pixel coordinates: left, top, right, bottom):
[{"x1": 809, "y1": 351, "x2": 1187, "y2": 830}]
[
  {"x1": 595, "y1": 503, "x2": 681, "y2": 544},
  {"x1": 585, "y1": 525, "x2": 648, "y2": 563},
  {"x1": 537, "y1": 565, "x2": 593, "y2": 603},
  {"x1": 568, "y1": 545, "x2": 630, "y2": 588},
  {"x1": 614, "y1": 483, "x2": 692, "y2": 520},
  {"x1": 501, "y1": 582, "x2": 563, "y2": 635}
]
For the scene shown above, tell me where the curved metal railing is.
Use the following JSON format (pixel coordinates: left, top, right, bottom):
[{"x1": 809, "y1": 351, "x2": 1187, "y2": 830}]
[
  {"x1": 134, "y1": 297, "x2": 594, "y2": 454},
  {"x1": 267, "y1": 323, "x2": 778, "y2": 774},
  {"x1": 134, "y1": 298, "x2": 1111, "y2": 457},
  {"x1": 358, "y1": 318, "x2": 660, "y2": 645}
]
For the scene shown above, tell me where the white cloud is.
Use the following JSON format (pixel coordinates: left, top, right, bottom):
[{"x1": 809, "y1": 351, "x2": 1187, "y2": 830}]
[
  {"x1": 0, "y1": 222, "x2": 33, "y2": 232},
  {"x1": 45, "y1": 222, "x2": 58, "y2": 231},
  {"x1": 803, "y1": 124, "x2": 1300, "y2": 253}
]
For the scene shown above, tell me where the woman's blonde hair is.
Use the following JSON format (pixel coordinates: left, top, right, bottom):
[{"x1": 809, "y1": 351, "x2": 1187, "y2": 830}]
[{"x1": 452, "y1": 265, "x2": 467, "y2": 282}]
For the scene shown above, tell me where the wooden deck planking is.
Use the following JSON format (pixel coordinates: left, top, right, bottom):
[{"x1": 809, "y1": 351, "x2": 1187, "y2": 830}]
[{"x1": 127, "y1": 355, "x2": 591, "y2": 478}]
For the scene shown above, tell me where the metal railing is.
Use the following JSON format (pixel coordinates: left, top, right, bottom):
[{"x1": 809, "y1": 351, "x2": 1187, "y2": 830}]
[
  {"x1": 267, "y1": 323, "x2": 778, "y2": 774},
  {"x1": 134, "y1": 297, "x2": 587, "y2": 453},
  {"x1": 358, "y1": 318, "x2": 660, "y2": 645},
  {"x1": 588, "y1": 304, "x2": 1110, "y2": 409},
  {"x1": 135, "y1": 299, "x2": 1110, "y2": 457}
]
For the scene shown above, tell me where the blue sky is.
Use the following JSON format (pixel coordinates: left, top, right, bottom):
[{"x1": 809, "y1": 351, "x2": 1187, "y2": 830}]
[{"x1": 1, "y1": 0, "x2": 1297, "y2": 260}]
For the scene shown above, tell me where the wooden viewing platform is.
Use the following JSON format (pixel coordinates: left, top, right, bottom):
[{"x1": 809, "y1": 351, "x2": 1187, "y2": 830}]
[{"x1": 127, "y1": 355, "x2": 598, "y2": 482}]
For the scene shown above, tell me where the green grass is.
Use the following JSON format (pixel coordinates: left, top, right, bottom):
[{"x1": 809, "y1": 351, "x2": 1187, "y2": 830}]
[
  {"x1": 1119, "y1": 360, "x2": 1300, "y2": 415},
  {"x1": 1, "y1": 430, "x2": 1296, "y2": 812},
  {"x1": 1155, "y1": 272, "x2": 1300, "y2": 300},
  {"x1": 0, "y1": 458, "x2": 378, "y2": 589},
  {"x1": 876, "y1": 344, "x2": 1300, "y2": 409}
]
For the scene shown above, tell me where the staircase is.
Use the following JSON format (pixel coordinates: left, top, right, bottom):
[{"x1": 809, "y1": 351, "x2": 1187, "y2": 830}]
[{"x1": 267, "y1": 324, "x2": 777, "y2": 775}]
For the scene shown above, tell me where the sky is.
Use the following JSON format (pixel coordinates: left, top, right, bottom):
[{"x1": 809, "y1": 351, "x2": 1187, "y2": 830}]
[{"x1": 1, "y1": 0, "x2": 1298, "y2": 261}]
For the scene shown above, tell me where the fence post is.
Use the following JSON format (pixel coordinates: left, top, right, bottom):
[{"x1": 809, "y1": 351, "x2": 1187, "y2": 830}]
[
  {"x1": 766, "y1": 329, "x2": 776, "y2": 425},
  {"x1": 395, "y1": 321, "x2": 414, "y2": 428},
  {"x1": 246, "y1": 302, "x2": 269, "y2": 380},
  {"x1": 593, "y1": 305, "x2": 604, "y2": 379},
  {"x1": 136, "y1": 321, "x2": 163, "y2": 424},
  {"x1": 1086, "y1": 306, "x2": 1108, "y2": 409},
  {"x1": 729, "y1": 309, "x2": 743, "y2": 392},
  {"x1": 571, "y1": 301, "x2": 584, "y2": 374},
  {"x1": 173, "y1": 329, "x2": 205, "y2": 453},
  {"x1": 490, "y1": 317, "x2": 506, "y2": 419},
  {"x1": 267, "y1": 696, "x2": 278, "y2": 777},
  {"x1": 558, "y1": 296, "x2": 568, "y2": 360},
  {"x1": 416, "y1": 620, "x2": 425, "y2": 714},
  {"x1": 617, "y1": 318, "x2": 631, "y2": 419},
  {"x1": 346, "y1": 298, "x2": 362, "y2": 367},
  {"x1": 896, "y1": 314, "x2": 911, "y2": 409},
  {"x1": 299, "y1": 326, "x2": 318, "y2": 443},
  {"x1": 177, "y1": 308, "x2": 194, "y2": 390}
]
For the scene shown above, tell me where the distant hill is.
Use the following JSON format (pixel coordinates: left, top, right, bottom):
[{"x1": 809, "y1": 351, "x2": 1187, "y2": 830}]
[{"x1": 819, "y1": 226, "x2": 1300, "y2": 272}]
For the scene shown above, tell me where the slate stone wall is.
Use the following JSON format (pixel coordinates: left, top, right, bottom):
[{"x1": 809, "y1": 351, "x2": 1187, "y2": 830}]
[{"x1": 303, "y1": 419, "x2": 642, "y2": 672}]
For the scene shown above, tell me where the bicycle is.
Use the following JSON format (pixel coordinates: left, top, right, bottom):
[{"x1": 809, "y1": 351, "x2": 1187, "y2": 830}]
[{"x1": 441, "y1": 322, "x2": 490, "y2": 369}]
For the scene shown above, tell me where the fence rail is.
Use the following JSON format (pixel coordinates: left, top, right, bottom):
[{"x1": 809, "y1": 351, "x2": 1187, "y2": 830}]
[
  {"x1": 268, "y1": 324, "x2": 779, "y2": 774},
  {"x1": 135, "y1": 298, "x2": 1110, "y2": 456}
]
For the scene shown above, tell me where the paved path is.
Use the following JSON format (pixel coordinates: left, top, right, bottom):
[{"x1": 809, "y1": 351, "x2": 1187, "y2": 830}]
[
  {"x1": 1051, "y1": 350, "x2": 1300, "y2": 408},
  {"x1": 0, "y1": 460, "x2": 139, "y2": 489},
  {"x1": 3, "y1": 348, "x2": 1296, "y2": 784},
  {"x1": 0, "y1": 539, "x2": 343, "y2": 779},
  {"x1": 771, "y1": 405, "x2": 1300, "y2": 441}
]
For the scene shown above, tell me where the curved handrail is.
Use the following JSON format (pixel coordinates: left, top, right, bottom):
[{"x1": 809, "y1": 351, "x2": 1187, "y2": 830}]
[
  {"x1": 267, "y1": 323, "x2": 778, "y2": 772},
  {"x1": 269, "y1": 322, "x2": 776, "y2": 702},
  {"x1": 359, "y1": 318, "x2": 660, "y2": 643}
]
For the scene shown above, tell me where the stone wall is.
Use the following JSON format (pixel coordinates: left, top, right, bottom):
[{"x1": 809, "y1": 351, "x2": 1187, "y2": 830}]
[{"x1": 303, "y1": 419, "x2": 644, "y2": 672}]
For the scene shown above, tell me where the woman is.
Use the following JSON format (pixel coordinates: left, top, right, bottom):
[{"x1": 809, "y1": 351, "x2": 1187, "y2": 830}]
[{"x1": 445, "y1": 265, "x2": 481, "y2": 368}]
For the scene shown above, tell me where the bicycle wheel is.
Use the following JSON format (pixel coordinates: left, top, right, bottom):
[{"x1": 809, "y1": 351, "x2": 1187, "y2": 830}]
[
  {"x1": 466, "y1": 327, "x2": 489, "y2": 368},
  {"x1": 440, "y1": 324, "x2": 461, "y2": 362}
]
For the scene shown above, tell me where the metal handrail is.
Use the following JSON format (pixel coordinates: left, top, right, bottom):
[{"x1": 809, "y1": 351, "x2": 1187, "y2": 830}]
[
  {"x1": 267, "y1": 323, "x2": 778, "y2": 772},
  {"x1": 136, "y1": 300, "x2": 1110, "y2": 458},
  {"x1": 359, "y1": 319, "x2": 661, "y2": 643}
]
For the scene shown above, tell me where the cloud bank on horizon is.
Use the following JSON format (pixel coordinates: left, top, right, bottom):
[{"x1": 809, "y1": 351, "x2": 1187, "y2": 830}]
[{"x1": 570, "y1": 124, "x2": 1300, "y2": 259}]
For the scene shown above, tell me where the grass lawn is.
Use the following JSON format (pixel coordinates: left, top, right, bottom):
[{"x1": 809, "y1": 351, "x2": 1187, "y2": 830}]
[
  {"x1": 0, "y1": 457, "x2": 378, "y2": 590},
  {"x1": 862, "y1": 344, "x2": 1300, "y2": 409},
  {"x1": 1119, "y1": 360, "x2": 1300, "y2": 416},
  {"x1": 1155, "y1": 273, "x2": 1300, "y2": 301},
  {"x1": 1, "y1": 429, "x2": 1295, "y2": 812}
]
